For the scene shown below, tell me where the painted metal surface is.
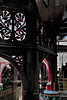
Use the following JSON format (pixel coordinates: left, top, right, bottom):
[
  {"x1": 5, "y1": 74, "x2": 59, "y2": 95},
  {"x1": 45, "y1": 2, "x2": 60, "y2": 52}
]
[
  {"x1": 35, "y1": 0, "x2": 67, "y2": 23},
  {"x1": 42, "y1": 58, "x2": 54, "y2": 91},
  {"x1": 0, "y1": 61, "x2": 10, "y2": 83}
]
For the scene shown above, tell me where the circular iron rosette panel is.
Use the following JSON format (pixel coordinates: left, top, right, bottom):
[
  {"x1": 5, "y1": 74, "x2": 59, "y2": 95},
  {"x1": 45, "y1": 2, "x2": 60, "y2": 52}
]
[{"x1": 0, "y1": 10, "x2": 26, "y2": 41}]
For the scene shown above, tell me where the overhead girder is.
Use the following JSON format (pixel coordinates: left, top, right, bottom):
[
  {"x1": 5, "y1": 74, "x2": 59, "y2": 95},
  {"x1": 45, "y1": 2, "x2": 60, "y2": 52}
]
[{"x1": 2, "y1": 0, "x2": 36, "y2": 9}]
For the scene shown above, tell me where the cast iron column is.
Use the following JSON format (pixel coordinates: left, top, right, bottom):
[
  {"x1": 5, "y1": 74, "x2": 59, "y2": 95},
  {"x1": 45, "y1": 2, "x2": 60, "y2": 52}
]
[{"x1": 26, "y1": 8, "x2": 39, "y2": 100}]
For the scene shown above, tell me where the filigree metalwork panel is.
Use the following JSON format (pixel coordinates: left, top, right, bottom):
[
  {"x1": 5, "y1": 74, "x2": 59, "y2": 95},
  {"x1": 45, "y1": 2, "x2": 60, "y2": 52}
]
[
  {"x1": 36, "y1": 18, "x2": 53, "y2": 50},
  {"x1": 0, "y1": 10, "x2": 26, "y2": 41},
  {"x1": 11, "y1": 55, "x2": 23, "y2": 68},
  {"x1": 0, "y1": 10, "x2": 12, "y2": 40},
  {"x1": 14, "y1": 12, "x2": 26, "y2": 41}
]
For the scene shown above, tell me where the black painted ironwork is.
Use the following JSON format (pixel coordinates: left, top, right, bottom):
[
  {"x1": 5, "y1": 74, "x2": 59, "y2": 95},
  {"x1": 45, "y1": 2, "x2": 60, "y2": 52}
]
[
  {"x1": 11, "y1": 55, "x2": 23, "y2": 68},
  {"x1": 3, "y1": 0, "x2": 36, "y2": 7},
  {"x1": 0, "y1": 10, "x2": 26, "y2": 41},
  {"x1": 14, "y1": 12, "x2": 26, "y2": 41},
  {"x1": 36, "y1": 18, "x2": 53, "y2": 50},
  {"x1": 1, "y1": 55, "x2": 23, "y2": 90},
  {"x1": 0, "y1": 10, "x2": 12, "y2": 40}
]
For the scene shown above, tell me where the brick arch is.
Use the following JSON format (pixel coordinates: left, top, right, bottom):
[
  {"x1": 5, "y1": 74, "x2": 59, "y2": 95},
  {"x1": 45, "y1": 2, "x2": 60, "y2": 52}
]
[{"x1": 0, "y1": 52, "x2": 27, "y2": 100}]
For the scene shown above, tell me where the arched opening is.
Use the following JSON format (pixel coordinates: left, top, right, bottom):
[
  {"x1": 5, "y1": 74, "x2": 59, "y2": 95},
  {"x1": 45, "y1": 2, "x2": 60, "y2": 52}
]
[
  {"x1": 0, "y1": 53, "x2": 27, "y2": 100},
  {"x1": 39, "y1": 58, "x2": 54, "y2": 93}
]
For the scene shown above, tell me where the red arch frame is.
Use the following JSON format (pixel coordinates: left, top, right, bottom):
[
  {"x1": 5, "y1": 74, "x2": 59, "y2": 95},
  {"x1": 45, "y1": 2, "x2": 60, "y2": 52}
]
[
  {"x1": 1, "y1": 62, "x2": 10, "y2": 75},
  {"x1": 42, "y1": 58, "x2": 54, "y2": 91}
]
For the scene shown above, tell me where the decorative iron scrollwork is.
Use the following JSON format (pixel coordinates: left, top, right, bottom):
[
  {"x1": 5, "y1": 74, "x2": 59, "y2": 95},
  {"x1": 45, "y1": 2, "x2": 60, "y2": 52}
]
[
  {"x1": 14, "y1": 12, "x2": 26, "y2": 41},
  {"x1": 0, "y1": 10, "x2": 12, "y2": 40},
  {"x1": 0, "y1": 10, "x2": 26, "y2": 41}
]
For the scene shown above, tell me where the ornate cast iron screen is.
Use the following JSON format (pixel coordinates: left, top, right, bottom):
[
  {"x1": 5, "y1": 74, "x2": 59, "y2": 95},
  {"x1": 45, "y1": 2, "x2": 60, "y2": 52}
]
[
  {"x1": 36, "y1": 18, "x2": 53, "y2": 50},
  {"x1": 11, "y1": 55, "x2": 23, "y2": 68},
  {"x1": 0, "y1": 10, "x2": 26, "y2": 41}
]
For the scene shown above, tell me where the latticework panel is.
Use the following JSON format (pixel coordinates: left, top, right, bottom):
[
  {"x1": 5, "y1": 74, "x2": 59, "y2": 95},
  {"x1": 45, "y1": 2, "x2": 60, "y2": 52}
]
[
  {"x1": 0, "y1": 10, "x2": 26, "y2": 41},
  {"x1": 11, "y1": 55, "x2": 23, "y2": 68}
]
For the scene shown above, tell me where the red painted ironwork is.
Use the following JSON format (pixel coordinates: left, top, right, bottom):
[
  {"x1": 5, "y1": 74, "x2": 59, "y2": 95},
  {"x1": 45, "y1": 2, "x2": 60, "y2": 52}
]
[
  {"x1": 0, "y1": 61, "x2": 9, "y2": 83},
  {"x1": 43, "y1": 59, "x2": 54, "y2": 91}
]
